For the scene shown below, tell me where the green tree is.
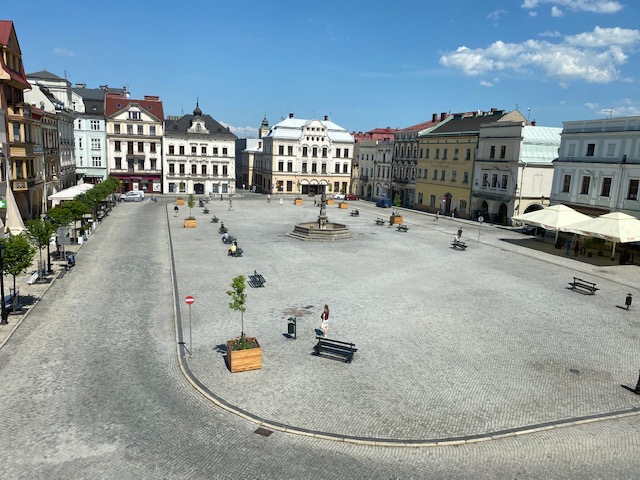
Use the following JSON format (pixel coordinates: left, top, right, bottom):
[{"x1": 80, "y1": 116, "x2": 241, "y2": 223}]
[
  {"x1": 227, "y1": 275, "x2": 251, "y2": 348},
  {"x1": 393, "y1": 193, "x2": 401, "y2": 208},
  {"x1": 26, "y1": 218, "x2": 56, "y2": 277},
  {"x1": 187, "y1": 193, "x2": 196, "y2": 220},
  {"x1": 1, "y1": 234, "x2": 36, "y2": 309},
  {"x1": 47, "y1": 205, "x2": 75, "y2": 227}
]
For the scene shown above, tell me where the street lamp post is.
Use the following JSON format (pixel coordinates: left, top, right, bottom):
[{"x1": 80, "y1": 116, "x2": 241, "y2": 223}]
[{"x1": 0, "y1": 243, "x2": 7, "y2": 325}]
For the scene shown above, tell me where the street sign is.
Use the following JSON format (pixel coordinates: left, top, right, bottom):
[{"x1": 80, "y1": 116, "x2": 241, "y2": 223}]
[
  {"x1": 0, "y1": 198, "x2": 5, "y2": 209},
  {"x1": 185, "y1": 295, "x2": 194, "y2": 305}
]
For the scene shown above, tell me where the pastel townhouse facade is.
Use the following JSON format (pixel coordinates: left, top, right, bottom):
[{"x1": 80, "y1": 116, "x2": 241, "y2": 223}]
[
  {"x1": 550, "y1": 116, "x2": 640, "y2": 217},
  {"x1": 105, "y1": 92, "x2": 164, "y2": 193},
  {"x1": 237, "y1": 138, "x2": 262, "y2": 192},
  {"x1": 472, "y1": 117, "x2": 561, "y2": 225},
  {"x1": 256, "y1": 113, "x2": 354, "y2": 196},
  {"x1": 163, "y1": 103, "x2": 237, "y2": 195},
  {"x1": 416, "y1": 109, "x2": 506, "y2": 219},
  {"x1": 392, "y1": 115, "x2": 447, "y2": 207},
  {"x1": 353, "y1": 128, "x2": 397, "y2": 200},
  {"x1": 24, "y1": 70, "x2": 76, "y2": 190},
  {"x1": 71, "y1": 85, "x2": 123, "y2": 183}
]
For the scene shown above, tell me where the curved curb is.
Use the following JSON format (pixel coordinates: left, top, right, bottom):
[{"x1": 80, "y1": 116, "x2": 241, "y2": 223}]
[{"x1": 165, "y1": 205, "x2": 640, "y2": 447}]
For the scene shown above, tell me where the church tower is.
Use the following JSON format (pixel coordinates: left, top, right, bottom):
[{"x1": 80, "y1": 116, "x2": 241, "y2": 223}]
[{"x1": 258, "y1": 114, "x2": 269, "y2": 139}]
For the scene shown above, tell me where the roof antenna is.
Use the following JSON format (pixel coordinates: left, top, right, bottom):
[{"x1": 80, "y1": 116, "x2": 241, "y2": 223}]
[
  {"x1": 603, "y1": 107, "x2": 613, "y2": 119},
  {"x1": 527, "y1": 107, "x2": 531, "y2": 121}
]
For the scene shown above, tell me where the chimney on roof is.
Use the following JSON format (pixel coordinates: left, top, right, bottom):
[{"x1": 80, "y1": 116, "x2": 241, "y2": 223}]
[
  {"x1": 324, "y1": 115, "x2": 328, "y2": 121},
  {"x1": 289, "y1": 113, "x2": 294, "y2": 119},
  {"x1": 75, "y1": 83, "x2": 86, "y2": 88},
  {"x1": 440, "y1": 112, "x2": 447, "y2": 121},
  {"x1": 531, "y1": 120, "x2": 536, "y2": 126},
  {"x1": 432, "y1": 113, "x2": 437, "y2": 122},
  {"x1": 100, "y1": 84, "x2": 108, "y2": 92},
  {"x1": 491, "y1": 107, "x2": 497, "y2": 112},
  {"x1": 258, "y1": 141, "x2": 262, "y2": 149}
]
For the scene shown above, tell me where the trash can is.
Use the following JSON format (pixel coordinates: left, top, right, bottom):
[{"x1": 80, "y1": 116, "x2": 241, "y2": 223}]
[{"x1": 287, "y1": 317, "x2": 296, "y2": 338}]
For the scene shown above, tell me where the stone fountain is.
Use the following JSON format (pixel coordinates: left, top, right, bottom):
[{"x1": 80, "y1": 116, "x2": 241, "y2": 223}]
[{"x1": 287, "y1": 192, "x2": 350, "y2": 241}]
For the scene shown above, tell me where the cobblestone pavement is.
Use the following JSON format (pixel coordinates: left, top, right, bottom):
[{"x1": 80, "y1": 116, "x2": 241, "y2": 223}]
[{"x1": 0, "y1": 195, "x2": 638, "y2": 479}]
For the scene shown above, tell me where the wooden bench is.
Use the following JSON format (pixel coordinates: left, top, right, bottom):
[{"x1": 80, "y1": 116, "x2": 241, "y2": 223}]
[
  {"x1": 451, "y1": 239, "x2": 467, "y2": 250},
  {"x1": 375, "y1": 218, "x2": 385, "y2": 226},
  {"x1": 568, "y1": 277, "x2": 599, "y2": 295},
  {"x1": 396, "y1": 224, "x2": 409, "y2": 232},
  {"x1": 350, "y1": 209, "x2": 359, "y2": 217},
  {"x1": 248, "y1": 270, "x2": 266, "y2": 288},
  {"x1": 312, "y1": 337, "x2": 357, "y2": 363}
]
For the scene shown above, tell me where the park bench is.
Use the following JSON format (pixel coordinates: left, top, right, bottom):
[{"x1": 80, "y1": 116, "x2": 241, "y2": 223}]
[
  {"x1": 451, "y1": 239, "x2": 467, "y2": 251},
  {"x1": 248, "y1": 270, "x2": 266, "y2": 288},
  {"x1": 210, "y1": 215, "x2": 219, "y2": 223},
  {"x1": 375, "y1": 218, "x2": 385, "y2": 226},
  {"x1": 312, "y1": 337, "x2": 357, "y2": 363},
  {"x1": 396, "y1": 224, "x2": 409, "y2": 232},
  {"x1": 218, "y1": 225, "x2": 228, "y2": 234},
  {"x1": 350, "y1": 209, "x2": 359, "y2": 217},
  {"x1": 568, "y1": 277, "x2": 599, "y2": 295},
  {"x1": 27, "y1": 271, "x2": 39, "y2": 285},
  {"x1": 203, "y1": 207, "x2": 210, "y2": 214}
]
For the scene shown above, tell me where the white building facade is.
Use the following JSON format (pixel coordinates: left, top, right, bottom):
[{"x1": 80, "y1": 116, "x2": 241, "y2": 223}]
[
  {"x1": 163, "y1": 104, "x2": 237, "y2": 195},
  {"x1": 256, "y1": 113, "x2": 354, "y2": 195},
  {"x1": 550, "y1": 116, "x2": 640, "y2": 217}
]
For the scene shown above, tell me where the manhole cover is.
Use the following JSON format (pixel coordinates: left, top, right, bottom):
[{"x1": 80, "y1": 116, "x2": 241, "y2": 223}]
[
  {"x1": 254, "y1": 427, "x2": 273, "y2": 437},
  {"x1": 569, "y1": 368, "x2": 581, "y2": 374}
]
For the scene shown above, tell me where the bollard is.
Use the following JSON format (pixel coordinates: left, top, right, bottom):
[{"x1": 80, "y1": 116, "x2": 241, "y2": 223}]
[
  {"x1": 625, "y1": 293, "x2": 633, "y2": 310},
  {"x1": 287, "y1": 316, "x2": 297, "y2": 339}
]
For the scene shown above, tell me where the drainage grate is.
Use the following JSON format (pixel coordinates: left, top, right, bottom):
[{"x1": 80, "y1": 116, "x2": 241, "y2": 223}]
[
  {"x1": 569, "y1": 368, "x2": 581, "y2": 374},
  {"x1": 303, "y1": 305, "x2": 314, "y2": 310},
  {"x1": 254, "y1": 427, "x2": 273, "y2": 437}
]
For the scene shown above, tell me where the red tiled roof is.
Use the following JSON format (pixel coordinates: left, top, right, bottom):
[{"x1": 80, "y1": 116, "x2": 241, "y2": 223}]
[
  {"x1": 105, "y1": 92, "x2": 164, "y2": 120},
  {"x1": 0, "y1": 20, "x2": 30, "y2": 89}
]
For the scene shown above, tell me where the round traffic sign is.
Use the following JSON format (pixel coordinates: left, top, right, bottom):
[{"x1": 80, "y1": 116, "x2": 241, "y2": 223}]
[{"x1": 185, "y1": 295, "x2": 195, "y2": 305}]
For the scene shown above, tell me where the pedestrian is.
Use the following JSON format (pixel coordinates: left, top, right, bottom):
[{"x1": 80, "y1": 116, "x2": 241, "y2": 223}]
[
  {"x1": 573, "y1": 238, "x2": 580, "y2": 257},
  {"x1": 434, "y1": 211, "x2": 439, "y2": 222},
  {"x1": 565, "y1": 237, "x2": 571, "y2": 255},
  {"x1": 456, "y1": 228, "x2": 463, "y2": 241},
  {"x1": 320, "y1": 304, "x2": 330, "y2": 338},
  {"x1": 174, "y1": 204, "x2": 179, "y2": 217},
  {"x1": 267, "y1": 194, "x2": 271, "y2": 203},
  {"x1": 229, "y1": 199, "x2": 233, "y2": 211}
]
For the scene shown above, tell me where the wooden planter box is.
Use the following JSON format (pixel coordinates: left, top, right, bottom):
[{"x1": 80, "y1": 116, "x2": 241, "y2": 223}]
[
  {"x1": 339, "y1": 202, "x2": 349, "y2": 209},
  {"x1": 183, "y1": 218, "x2": 197, "y2": 228},
  {"x1": 176, "y1": 198, "x2": 186, "y2": 205},
  {"x1": 294, "y1": 198, "x2": 303, "y2": 205},
  {"x1": 390, "y1": 215, "x2": 403, "y2": 225},
  {"x1": 227, "y1": 338, "x2": 262, "y2": 373},
  {"x1": 326, "y1": 198, "x2": 335, "y2": 205}
]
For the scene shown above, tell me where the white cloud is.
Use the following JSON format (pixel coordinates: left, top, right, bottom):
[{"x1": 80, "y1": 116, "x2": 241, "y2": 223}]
[
  {"x1": 486, "y1": 9, "x2": 507, "y2": 25},
  {"x1": 584, "y1": 102, "x2": 599, "y2": 109},
  {"x1": 52, "y1": 48, "x2": 76, "y2": 57},
  {"x1": 221, "y1": 123, "x2": 258, "y2": 139},
  {"x1": 551, "y1": 6, "x2": 564, "y2": 16},
  {"x1": 479, "y1": 80, "x2": 494, "y2": 87},
  {"x1": 521, "y1": 0, "x2": 623, "y2": 14},
  {"x1": 439, "y1": 26, "x2": 640, "y2": 84}
]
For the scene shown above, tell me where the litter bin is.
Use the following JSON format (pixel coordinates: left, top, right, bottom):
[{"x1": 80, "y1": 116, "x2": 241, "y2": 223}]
[{"x1": 287, "y1": 317, "x2": 297, "y2": 339}]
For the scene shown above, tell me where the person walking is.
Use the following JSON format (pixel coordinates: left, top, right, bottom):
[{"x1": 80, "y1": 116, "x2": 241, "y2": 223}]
[
  {"x1": 320, "y1": 304, "x2": 330, "y2": 338},
  {"x1": 565, "y1": 238, "x2": 572, "y2": 256},
  {"x1": 174, "y1": 204, "x2": 179, "y2": 217},
  {"x1": 267, "y1": 193, "x2": 271, "y2": 203},
  {"x1": 456, "y1": 228, "x2": 463, "y2": 241},
  {"x1": 573, "y1": 238, "x2": 580, "y2": 257},
  {"x1": 228, "y1": 199, "x2": 233, "y2": 211},
  {"x1": 434, "y1": 211, "x2": 439, "y2": 222}
]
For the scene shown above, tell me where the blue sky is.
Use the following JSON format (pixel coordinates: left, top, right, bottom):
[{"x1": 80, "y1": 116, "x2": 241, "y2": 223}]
[{"x1": 5, "y1": 0, "x2": 640, "y2": 137}]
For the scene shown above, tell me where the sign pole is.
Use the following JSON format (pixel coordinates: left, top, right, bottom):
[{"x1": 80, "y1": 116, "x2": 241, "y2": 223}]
[
  {"x1": 477, "y1": 216, "x2": 484, "y2": 243},
  {"x1": 189, "y1": 303, "x2": 192, "y2": 354}
]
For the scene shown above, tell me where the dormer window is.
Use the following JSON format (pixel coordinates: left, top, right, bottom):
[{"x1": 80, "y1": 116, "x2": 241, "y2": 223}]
[{"x1": 128, "y1": 111, "x2": 141, "y2": 120}]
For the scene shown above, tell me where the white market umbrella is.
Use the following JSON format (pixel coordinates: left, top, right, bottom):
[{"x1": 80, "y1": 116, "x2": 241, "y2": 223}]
[
  {"x1": 564, "y1": 211, "x2": 640, "y2": 259},
  {"x1": 512, "y1": 204, "x2": 591, "y2": 241}
]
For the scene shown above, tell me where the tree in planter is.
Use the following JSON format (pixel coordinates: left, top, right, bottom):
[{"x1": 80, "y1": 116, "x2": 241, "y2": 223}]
[
  {"x1": 26, "y1": 218, "x2": 57, "y2": 278},
  {"x1": 393, "y1": 193, "x2": 401, "y2": 209},
  {"x1": 187, "y1": 193, "x2": 196, "y2": 220},
  {"x1": 226, "y1": 274, "x2": 254, "y2": 350},
  {"x1": 1, "y1": 235, "x2": 36, "y2": 312}
]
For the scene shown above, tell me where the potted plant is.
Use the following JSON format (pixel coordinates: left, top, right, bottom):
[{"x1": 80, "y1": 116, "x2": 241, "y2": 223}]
[
  {"x1": 326, "y1": 184, "x2": 335, "y2": 205},
  {"x1": 226, "y1": 275, "x2": 262, "y2": 373},
  {"x1": 176, "y1": 196, "x2": 186, "y2": 206},
  {"x1": 184, "y1": 194, "x2": 197, "y2": 228},
  {"x1": 390, "y1": 193, "x2": 403, "y2": 224}
]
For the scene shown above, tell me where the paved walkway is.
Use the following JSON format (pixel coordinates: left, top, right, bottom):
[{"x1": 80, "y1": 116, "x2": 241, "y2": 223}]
[{"x1": 169, "y1": 195, "x2": 640, "y2": 443}]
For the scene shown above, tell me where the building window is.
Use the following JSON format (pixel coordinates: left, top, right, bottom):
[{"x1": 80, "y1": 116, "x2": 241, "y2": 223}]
[
  {"x1": 492, "y1": 174, "x2": 498, "y2": 187},
  {"x1": 344, "y1": 149, "x2": 349, "y2": 158},
  {"x1": 150, "y1": 143, "x2": 156, "y2": 153},
  {"x1": 459, "y1": 200, "x2": 467, "y2": 213},
  {"x1": 322, "y1": 147, "x2": 328, "y2": 157},
  {"x1": 287, "y1": 162, "x2": 293, "y2": 172},
  {"x1": 113, "y1": 157, "x2": 121, "y2": 169},
  {"x1": 137, "y1": 125, "x2": 143, "y2": 135},
  {"x1": 441, "y1": 170, "x2": 446, "y2": 181},
  {"x1": 336, "y1": 148, "x2": 341, "y2": 157},
  {"x1": 137, "y1": 159, "x2": 144, "y2": 170},
  {"x1": 562, "y1": 175, "x2": 571, "y2": 192},
  {"x1": 212, "y1": 165, "x2": 218, "y2": 175},
  {"x1": 321, "y1": 163, "x2": 327, "y2": 174},
  {"x1": 201, "y1": 146, "x2": 206, "y2": 155},
  {"x1": 287, "y1": 181, "x2": 293, "y2": 192},
  {"x1": 334, "y1": 163, "x2": 340, "y2": 174},
  {"x1": 150, "y1": 126, "x2": 156, "y2": 136},
  {"x1": 443, "y1": 149, "x2": 448, "y2": 160},
  {"x1": 435, "y1": 148, "x2": 440, "y2": 159},
  {"x1": 138, "y1": 142, "x2": 144, "y2": 152},
  {"x1": 114, "y1": 141, "x2": 121, "y2": 151},
  {"x1": 490, "y1": 146, "x2": 496, "y2": 159},
  {"x1": 418, "y1": 192, "x2": 423, "y2": 204},
  {"x1": 201, "y1": 164, "x2": 207, "y2": 175},
  {"x1": 114, "y1": 124, "x2": 120, "y2": 134},
  {"x1": 179, "y1": 164, "x2": 185, "y2": 174},
  {"x1": 169, "y1": 163, "x2": 175, "y2": 174},
  {"x1": 169, "y1": 145, "x2": 174, "y2": 155},
  {"x1": 91, "y1": 138, "x2": 101, "y2": 150},
  {"x1": 429, "y1": 195, "x2": 436, "y2": 207},
  {"x1": 90, "y1": 120, "x2": 100, "y2": 130},
  {"x1": 223, "y1": 148, "x2": 228, "y2": 155},
  {"x1": 311, "y1": 163, "x2": 317, "y2": 173},
  {"x1": 191, "y1": 164, "x2": 197, "y2": 175},
  {"x1": 168, "y1": 182, "x2": 175, "y2": 193},
  {"x1": 302, "y1": 162, "x2": 307, "y2": 173},
  {"x1": 451, "y1": 170, "x2": 457, "y2": 182},
  {"x1": 312, "y1": 147, "x2": 318, "y2": 158},
  {"x1": 302, "y1": 147, "x2": 308, "y2": 157},
  {"x1": 580, "y1": 176, "x2": 591, "y2": 195},
  {"x1": 279, "y1": 145, "x2": 284, "y2": 155},
  {"x1": 500, "y1": 146, "x2": 506, "y2": 159},
  {"x1": 343, "y1": 163, "x2": 348, "y2": 174},
  {"x1": 433, "y1": 169, "x2": 438, "y2": 180},
  {"x1": 179, "y1": 146, "x2": 185, "y2": 155},
  {"x1": 191, "y1": 145, "x2": 197, "y2": 154},
  {"x1": 466, "y1": 149, "x2": 471, "y2": 160},
  {"x1": 288, "y1": 146, "x2": 293, "y2": 156},
  {"x1": 222, "y1": 165, "x2": 228, "y2": 176},
  {"x1": 453, "y1": 148, "x2": 459, "y2": 160},
  {"x1": 278, "y1": 161, "x2": 284, "y2": 171},
  {"x1": 463, "y1": 172, "x2": 469, "y2": 183},
  {"x1": 586, "y1": 144, "x2": 595, "y2": 156},
  {"x1": 128, "y1": 111, "x2": 140, "y2": 120},
  {"x1": 628, "y1": 179, "x2": 639, "y2": 200},
  {"x1": 501, "y1": 175, "x2": 508, "y2": 189},
  {"x1": 213, "y1": 147, "x2": 218, "y2": 155},
  {"x1": 425, "y1": 148, "x2": 429, "y2": 159},
  {"x1": 150, "y1": 159, "x2": 156, "y2": 170}
]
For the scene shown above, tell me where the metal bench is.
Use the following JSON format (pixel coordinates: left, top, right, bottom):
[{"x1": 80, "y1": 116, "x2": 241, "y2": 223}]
[
  {"x1": 248, "y1": 270, "x2": 266, "y2": 288},
  {"x1": 350, "y1": 209, "x2": 359, "y2": 217},
  {"x1": 568, "y1": 277, "x2": 598, "y2": 295},
  {"x1": 210, "y1": 215, "x2": 219, "y2": 223},
  {"x1": 451, "y1": 239, "x2": 467, "y2": 250},
  {"x1": 312, "y1": 337, "x2": 357, "y2": 363},
  {"x1": 202, "y1": 207, "x2": 210, "y2": 214},
  {"x1": 375, "y1": 218, "x2": 385, "y2": 226},
  {"x1": 396, "y1": 224, "x2": 409, "y2": 232}
]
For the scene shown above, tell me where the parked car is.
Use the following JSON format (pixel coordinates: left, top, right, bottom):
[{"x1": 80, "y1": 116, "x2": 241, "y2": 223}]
[
  {"x1": 345, "y1": 193, "x2": 360, "y2": 201},
  {"x1": 376, "y1": 198, "x2": 392, "y2": 208},
  {"x1": 333, "y1": 193, "x2": 346, "y2": 200},
  {"x1": 121, "y1": 191, "x2": 143, "y2": 202}
]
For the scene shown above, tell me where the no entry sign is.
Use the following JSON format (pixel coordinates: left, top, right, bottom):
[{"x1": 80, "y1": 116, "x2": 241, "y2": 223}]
[{"x1": 185, "y1": 295, "x2": 195, "y2": 305}]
